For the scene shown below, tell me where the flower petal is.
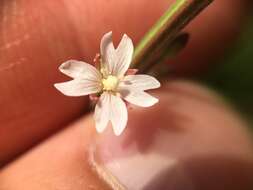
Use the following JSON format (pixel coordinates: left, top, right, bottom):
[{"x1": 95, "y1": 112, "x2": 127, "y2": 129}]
[
  {"x1": 94, "y1": 92, "x2": 128, "y2": 135},
  {"x1": 54, "y1": 79, "x2": 101, "y2": 97},
  {"x1": 100, "y1": 32, "x2": 134, "y2": 77},
  {"x1": 100, "y1": 31, "x2": 115, "y2": 75},
  {"x1": 59, "y1": 60, "x2": 101, "y2": 80},
  {"x1": 109, "y1": 94, "x2": 128, "y2": 136},
  {"x1": 113, "y1": 34, "x2": 134, "y2": 77},
  {"x1": 121, "y1": 90, "x2": 159, "y2": 107},
  {"x1": 94, "y1": 92, "x2": 110, "y2": 133},
  {"x1": 119, "y1": 74, "x2": 160, "y2": 91}
]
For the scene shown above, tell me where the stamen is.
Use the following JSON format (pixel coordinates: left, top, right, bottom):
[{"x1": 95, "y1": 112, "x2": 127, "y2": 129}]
[
  {"x1": 93, "y1": 53, "x2": 101, "y2": 69},
  {"x1": 102, "y1": 75, "x2": 119, "y2": 91}
]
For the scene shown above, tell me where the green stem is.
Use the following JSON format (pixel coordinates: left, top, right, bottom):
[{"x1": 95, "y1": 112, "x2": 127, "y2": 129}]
[{"x1": 132, "y1": 0, "x2": 213, "y2": 72}]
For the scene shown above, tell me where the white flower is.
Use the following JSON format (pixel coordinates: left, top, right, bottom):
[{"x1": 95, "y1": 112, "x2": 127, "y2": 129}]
[{"x1": 54, "y1": 31, "x2": 160, "y2": 135}]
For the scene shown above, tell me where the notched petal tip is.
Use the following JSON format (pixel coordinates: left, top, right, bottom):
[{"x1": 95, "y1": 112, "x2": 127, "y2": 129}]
[
  {"x1": 58, "y1": 60, "x2": 77, "y2": 72},
  {"x1": 141, "y1": 95, "x2": 159, "y2": 107},
  {"x1": 54, "y1": 79, "x2": 101, "y2": 97},
  {"x1": 119, "y1": 33, "x2": 134, "y2": 51},
  {"x1": 54, "y1": 83, "x2": 62, "y2": 90},
  {"x1": 101, "y1": 31, "x2": 113, "y2": 48},
  {"x1": 95, "y1": 123, "x2": 107, "y2": 133},
  {"x1": 153, "y1": 78, "x2": 161, "y2": 89},
  {"x1": 122, "y1": 90, "x2": 159, "y2": 108},
  {"x1": 57, "y1": 59, "x2": 102, "y2": 81},
  {"x1": 113, "y1": 127, "x2": 124, "y2": 136},
  {"x1": 121, "y1": 34, "x2": 130, "y2": 42},
  {"x1": 53, "y1": 83, "x2": 66, "y2": 95},
  {"x1": 53, "y1": 83, "x2": 58, "y2": 89},
  {"x1": 112, "y1": 33, "x2": 134, "y2": 77},
  {"x1": 151, "y1": 97, "x2": 159, "y2": 105},
  {"x1": 119, "y1": 74, "x2": 161, "y2": 91},
  {"x1": 141, "y1": 75, "x2": 161, "y2": 90},
  {"x1": 107, "y1": 31, "x2": 113, "y2": 36},
  {"x1": 54, "y1": 82, "x2": 77, "y2": 97},
  {"x1": 110, "y1": 95, "x2": 128, "y2": 136},
  {"x1": 101, "y1": 31, "x2": 113, "y2": 41},
  {"x1": 112, "y1": 120, "x2": 127, "y2": 136},
  {"x1": 100, "y1": 31, "x2": 116, "y2": 76}
]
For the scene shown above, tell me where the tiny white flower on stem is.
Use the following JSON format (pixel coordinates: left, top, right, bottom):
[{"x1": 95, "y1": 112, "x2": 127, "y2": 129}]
[{"x1": 54, "y1": 32, "x2": 160, "y2": 135}]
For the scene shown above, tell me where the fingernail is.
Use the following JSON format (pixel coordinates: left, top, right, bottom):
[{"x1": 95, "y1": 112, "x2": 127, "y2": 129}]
[
  {"x1": 88, "y1": 98, "x2": 194, "y2": 190},
  {"x1": 90, "y1": 82, "x2": 253, "y2": 190}
]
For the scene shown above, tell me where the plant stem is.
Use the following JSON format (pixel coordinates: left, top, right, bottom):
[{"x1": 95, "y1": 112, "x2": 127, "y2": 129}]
[{"x1": 132, "y1": 0, "x2": 213, "y2": 72}]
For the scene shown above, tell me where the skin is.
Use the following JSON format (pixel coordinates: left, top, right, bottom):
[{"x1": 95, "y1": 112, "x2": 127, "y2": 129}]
[
  {"x1": 1, "y1": 81, "x2": 253, "y2": 189},
  {"x1": 0, "y1": 0, "x2": 252, "y2": 189}
]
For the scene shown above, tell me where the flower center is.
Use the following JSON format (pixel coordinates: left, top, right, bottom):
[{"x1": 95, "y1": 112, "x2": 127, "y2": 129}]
[{"x1": 102, "y1": 75, "x2": 119, "y2": 91}]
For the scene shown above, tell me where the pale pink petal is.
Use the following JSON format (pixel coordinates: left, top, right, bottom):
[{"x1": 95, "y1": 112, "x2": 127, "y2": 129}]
[
  {"x1": 93, "y1": 53, "x2": 101, "y2": 69},
  {"x1": 119, "y1": 74, "x2": 160, "y2": 91},
  {"x1": 94, "y1": 92, "x2": 110, "y2": 133},
  {"x1": 59, "y1": 60, "x2": 101, "y2": 81},
  {"x1": 109, "y1": 94, "x2": 128, "y2": 136},
  {"x1": 100, "y1": 31, "x2": 115, "y2": 75},
  {"x1": 94, "y1": 92, "x2": 128, "y2": 135},
  {"x1": 120, "y1": 90, "x2": 159, "y2": 107},
  {"x1": 113, "y1": 34, "x2": 134, "y2": 77},
  {"x1": 54, "y1": 79, "x2": 101, "y2": 97}
]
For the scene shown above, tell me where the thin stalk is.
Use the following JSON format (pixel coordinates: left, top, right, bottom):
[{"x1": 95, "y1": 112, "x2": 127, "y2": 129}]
[{"x1": 132, "y1": 0, "x2": 213, "y2": 73}]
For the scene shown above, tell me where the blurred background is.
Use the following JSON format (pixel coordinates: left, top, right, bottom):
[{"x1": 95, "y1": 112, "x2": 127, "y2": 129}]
[
  {"x1": 202, "y1": 11, "x2": 253, "y2": 126},
  {"x1": 0, "y1": 0, "x2": 252, "y2": 172},
  {"x1": 0, "y1": 0, "x2": 253, "y2": 189}
]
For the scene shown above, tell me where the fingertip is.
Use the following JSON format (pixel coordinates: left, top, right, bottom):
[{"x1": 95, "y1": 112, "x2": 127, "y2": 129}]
[{"x1": 93, "y1": 80, "x2": 253, "y2": 189}]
